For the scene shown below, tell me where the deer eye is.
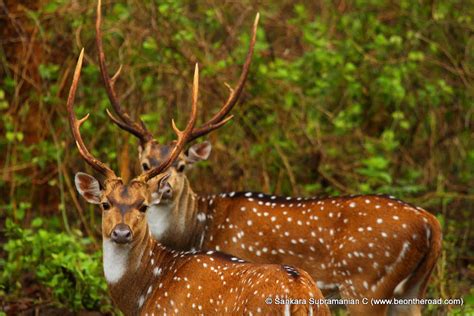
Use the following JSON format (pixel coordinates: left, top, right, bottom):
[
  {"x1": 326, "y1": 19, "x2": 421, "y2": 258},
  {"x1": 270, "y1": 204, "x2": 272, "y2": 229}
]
[
  {"x1": 177, "y1": 162, "x2": 185, "y2": 172},
  {"x1": 142, "y1": 163, "x2": 150, "y2": 171},
  {"x1": 102, "y1": 202, "x2": 110, "y2": 210},
  {"x1": 139, "y1": 204, "x2": 148, "y2": 213}
]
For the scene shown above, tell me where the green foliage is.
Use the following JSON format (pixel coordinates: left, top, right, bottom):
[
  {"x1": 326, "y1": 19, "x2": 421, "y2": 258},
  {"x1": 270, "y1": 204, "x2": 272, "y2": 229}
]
[
  {"x1": 0, "y1": 220, "x2": 113, "y2": 313},
  {"x1": 0, "y1": 0, "x2": 472, "y2": 314}
]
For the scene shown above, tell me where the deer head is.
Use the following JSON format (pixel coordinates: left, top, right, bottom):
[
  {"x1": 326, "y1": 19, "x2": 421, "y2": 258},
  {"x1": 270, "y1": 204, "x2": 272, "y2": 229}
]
[
  {"x1": 69, "y1": 48, "x2": 199, "y2": 248},
  {"x1": 95, "y1": 0, "x2": 258, "y2": 201},
  {"x1": 137, "y1": 140, "x2": 212, "y2": 202},
  {"x1": 76, "y1": 171, "x2": 173, "y2": 235}
]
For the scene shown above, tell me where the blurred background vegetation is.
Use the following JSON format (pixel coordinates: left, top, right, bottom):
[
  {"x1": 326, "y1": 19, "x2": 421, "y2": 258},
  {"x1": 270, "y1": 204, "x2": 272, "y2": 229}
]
[{"x1": 0, "y1": 0, "x2": 473, "y2": 314}]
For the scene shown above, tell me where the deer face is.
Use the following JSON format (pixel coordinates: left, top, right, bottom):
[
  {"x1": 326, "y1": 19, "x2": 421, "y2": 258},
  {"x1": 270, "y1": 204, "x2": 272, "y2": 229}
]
[
  {"x1": 74, "y1": 172, "x2": 169, "y2": 245},
  {"x1": 138, "y1": 141, "x2": 176, "y2": 172},
  {"x1": 139, "y1": 140, "x2": 211, "y2": 199}
]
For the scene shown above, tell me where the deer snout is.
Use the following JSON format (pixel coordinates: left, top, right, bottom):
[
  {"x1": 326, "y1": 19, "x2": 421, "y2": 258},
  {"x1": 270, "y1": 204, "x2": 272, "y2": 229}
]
[
  {"x1": 111, "y1": 223, "x2": 133, "y2": 244},
  {"x1": 162, "y1": 184, "x2": 173, "y2": 199}
]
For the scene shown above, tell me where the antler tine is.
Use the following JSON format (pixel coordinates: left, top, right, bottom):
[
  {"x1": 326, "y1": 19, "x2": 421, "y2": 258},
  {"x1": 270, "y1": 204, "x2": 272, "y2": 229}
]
[
  {"x1": 67, "y1": 49, "x2": 116, "y2": 178},
  {"x1": 187, "y1": 12, "x2": 259, "y2": 142},
  {"x1": 137, "y1": 64, "x2": 199, "y2": 183},
  {"x1": 96, "y1": 0, "x2": 153, "y2": 144}
]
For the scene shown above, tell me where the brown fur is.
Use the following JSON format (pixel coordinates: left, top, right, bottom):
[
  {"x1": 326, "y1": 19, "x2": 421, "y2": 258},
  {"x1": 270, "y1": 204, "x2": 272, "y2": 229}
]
[
  {"x1": 139, "y1": 141, "x2": 443, "y2": 316},
  {"x1": 76, "y1": 174, "x2": 330, "y2": 315}
]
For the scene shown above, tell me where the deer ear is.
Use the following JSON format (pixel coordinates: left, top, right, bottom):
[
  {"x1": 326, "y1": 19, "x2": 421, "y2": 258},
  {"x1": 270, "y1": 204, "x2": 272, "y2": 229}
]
[
  {"x1": 75, "y1": 172, "x2": 102, "y2": 204},
  {"x1": 151, "y1": 173, "x2": 172, "y2": 205},
  {"x1": 185, "y1": 141, "x2": 212, "y2": 164}
]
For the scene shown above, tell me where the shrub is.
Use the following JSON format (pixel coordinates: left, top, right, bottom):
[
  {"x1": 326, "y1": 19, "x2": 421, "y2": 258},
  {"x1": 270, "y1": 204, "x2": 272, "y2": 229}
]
[{"x1": 0, "y1": 219, "x2": 114, "y2": 313}]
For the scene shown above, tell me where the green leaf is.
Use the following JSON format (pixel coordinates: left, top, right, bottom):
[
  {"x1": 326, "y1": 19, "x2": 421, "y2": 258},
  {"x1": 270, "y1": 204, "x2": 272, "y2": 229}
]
[
  {"x1": 31, "y1": 218, "x2": 43, "y2": 228},
  {"x1": 362, "y1": 156, "x2": 390, "y2": 170}
]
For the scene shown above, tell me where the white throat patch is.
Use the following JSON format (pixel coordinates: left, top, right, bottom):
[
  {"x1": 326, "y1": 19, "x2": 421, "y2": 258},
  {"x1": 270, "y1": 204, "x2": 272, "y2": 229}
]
[
  {"x1": 147, "y1": 203, "x2": 172, "y2": 240},
  {"x1": 103, "y1": 239, "x2": 129, "y2": 284}
]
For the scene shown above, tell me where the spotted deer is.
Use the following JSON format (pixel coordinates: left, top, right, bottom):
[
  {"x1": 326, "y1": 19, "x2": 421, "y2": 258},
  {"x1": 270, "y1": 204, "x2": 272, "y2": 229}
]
[
  {"x1": 69, "y1": 48, "x2": 330, "y2": 316},
  {"x1": 97, "y1": 2, "x2": 442, "y2": 315}
]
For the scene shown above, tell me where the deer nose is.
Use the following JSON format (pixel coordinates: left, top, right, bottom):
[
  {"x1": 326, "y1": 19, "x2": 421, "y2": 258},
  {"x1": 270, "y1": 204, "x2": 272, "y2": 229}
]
[
  {"x1": 163, "y1": 186, "x2": 173, "y2": 199},
  {"x1": 111, "y1": 224, "x2": 132, "y2": 244}
]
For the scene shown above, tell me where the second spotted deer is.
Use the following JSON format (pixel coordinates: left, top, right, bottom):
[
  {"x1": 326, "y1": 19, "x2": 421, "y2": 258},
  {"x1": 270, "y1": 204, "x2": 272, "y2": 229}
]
[{"x1": 96, "y1": 2, "x2": 442, "y2": 315}]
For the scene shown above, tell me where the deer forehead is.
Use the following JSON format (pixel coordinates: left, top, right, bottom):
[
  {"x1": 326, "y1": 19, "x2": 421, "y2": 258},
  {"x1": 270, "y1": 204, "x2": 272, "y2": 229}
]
[
  {"x1": 143, "y1": 142, "x2": 169, "y2": 160},
  {"x1": 143, "y1": 142, "x2": 186, "y2": 166},
  {"x1": 105, "y1": 182, "x2": 149, "y2": 209}
]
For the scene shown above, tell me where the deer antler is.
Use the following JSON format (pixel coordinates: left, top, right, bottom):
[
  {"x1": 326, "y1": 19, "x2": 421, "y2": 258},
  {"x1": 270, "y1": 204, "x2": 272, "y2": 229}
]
[
  {"x1": 136, "y1": 64, "x2": 199, "y2": 183},
  {"x1": 96, "y1": 0, "x2": 153, "y2": 145},
  {"x1": 68, "y1": 49, "x2": 198, "y2": 182},
  {"x1": 67, "y1": 49, "x2": 117, "y2": 179},
  {"x1": 98, "y1": 0, "x2": 258, "y2": 146},
  {"x1": 187, "y1": 13, "x2": 259, "y2": 142}
]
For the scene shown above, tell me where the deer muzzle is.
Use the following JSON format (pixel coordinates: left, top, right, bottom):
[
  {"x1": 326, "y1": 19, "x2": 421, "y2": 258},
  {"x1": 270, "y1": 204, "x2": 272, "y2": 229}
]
[{"x1": 111, "y1": 223, "x2": 133, "y2": 244}]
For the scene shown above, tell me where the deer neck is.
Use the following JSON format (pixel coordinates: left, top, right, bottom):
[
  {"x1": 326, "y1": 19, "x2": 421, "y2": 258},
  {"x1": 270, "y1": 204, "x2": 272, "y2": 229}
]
[
  {"x1": 104, "y1": 229, "x2": 169, "y2": 315},
  {"x1": 148, "y1": 176, "x2": 204, "y2": 250}
]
